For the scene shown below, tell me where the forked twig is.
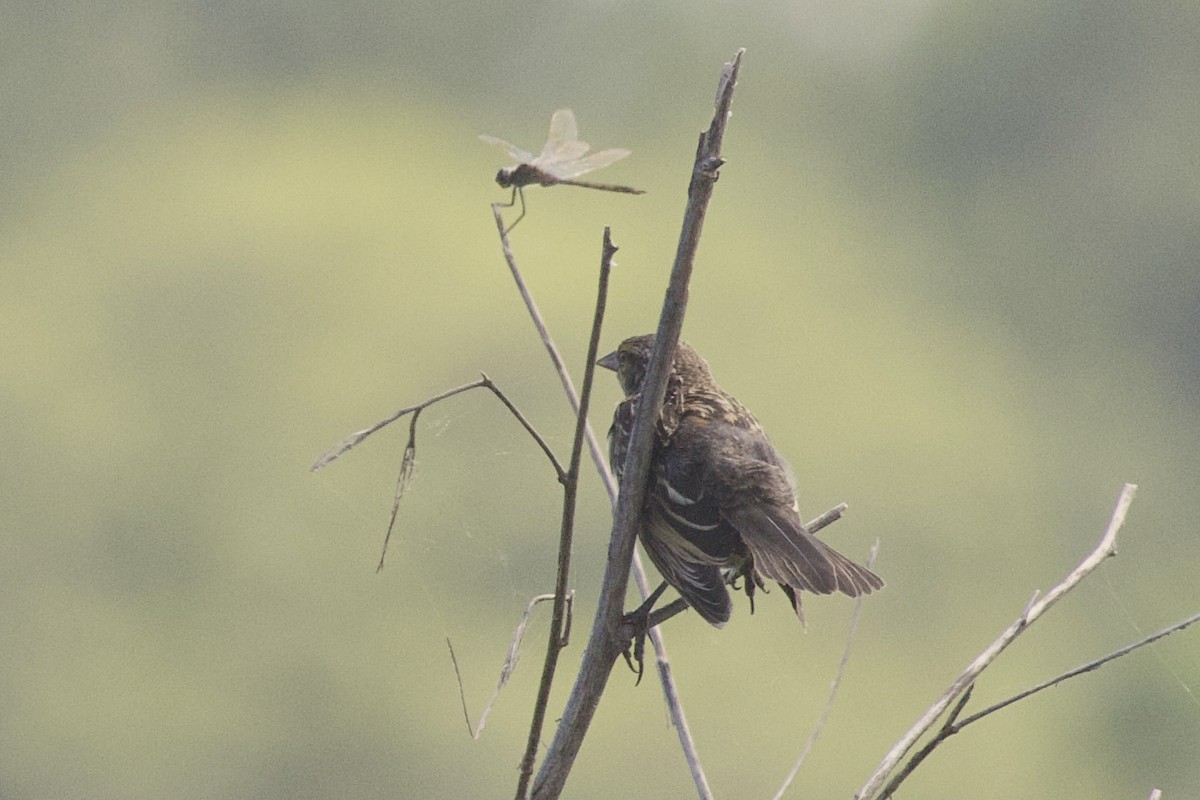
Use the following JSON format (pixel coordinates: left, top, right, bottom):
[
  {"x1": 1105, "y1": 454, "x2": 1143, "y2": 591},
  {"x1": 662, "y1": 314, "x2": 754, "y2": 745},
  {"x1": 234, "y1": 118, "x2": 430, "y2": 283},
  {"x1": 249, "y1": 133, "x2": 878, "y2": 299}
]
[
  {"x1": 876, "y1": 597, "x2": 1197, "y2": 799},
  {"x1": 312, "y1": 376, "x2": 563, "y2": 478},
  {"x1": 448, "y1": 592, "x2": 571, "y2": 739},
  {"x1": 876, "y1": 686, "x2": 975, "y2": 797},
  {"x1": 311, "y1": 375, "x2": 565, "y2": 570},
  {"x1": 955, "y1": 608, "x2": 1200, "y2": 729},
  {"x1": 856, "y1": 483, "x2": 1138, "y2": 800},
  {"x1": 872, "y1": 605, "x2": 1199, "y2": 795}
]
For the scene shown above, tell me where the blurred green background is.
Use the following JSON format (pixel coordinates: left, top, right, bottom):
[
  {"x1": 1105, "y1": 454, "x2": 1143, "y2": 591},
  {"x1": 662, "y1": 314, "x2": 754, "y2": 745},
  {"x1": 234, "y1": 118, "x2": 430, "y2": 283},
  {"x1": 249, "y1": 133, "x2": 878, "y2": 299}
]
[{"x1": 3, "y1": 1, "x2": 1199, "y2": 798}]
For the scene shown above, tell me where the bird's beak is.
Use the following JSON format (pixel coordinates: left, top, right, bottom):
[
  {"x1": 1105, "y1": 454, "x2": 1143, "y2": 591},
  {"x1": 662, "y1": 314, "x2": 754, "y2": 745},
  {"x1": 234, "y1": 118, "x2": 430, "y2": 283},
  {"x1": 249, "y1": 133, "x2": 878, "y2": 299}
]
[{"x1": 596, "y1": 350, "x2": 619, "y2": 372}]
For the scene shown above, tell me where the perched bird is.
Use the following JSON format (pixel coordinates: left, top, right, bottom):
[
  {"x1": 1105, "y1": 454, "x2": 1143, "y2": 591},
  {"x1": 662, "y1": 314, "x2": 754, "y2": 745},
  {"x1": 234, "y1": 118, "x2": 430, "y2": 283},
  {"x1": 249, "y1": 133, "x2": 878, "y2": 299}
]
[{"x1": 598, "y1": 334, "x2": 883, "y2": 628}]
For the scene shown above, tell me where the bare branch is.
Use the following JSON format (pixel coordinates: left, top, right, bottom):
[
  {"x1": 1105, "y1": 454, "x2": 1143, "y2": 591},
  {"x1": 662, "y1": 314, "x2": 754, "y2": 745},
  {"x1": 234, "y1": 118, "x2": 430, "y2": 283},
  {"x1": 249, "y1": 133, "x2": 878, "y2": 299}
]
[
  {"x1": 869, "y1": 607, "x2": 1200, "y2": 796},
  {"x1": 515, "y1": 229, "x2": 616, "y2": 799},
  {"x1": 530, "y1": 48, "x2": 746, "y2": 800},
  {"x1": 956, "y1": 608, "x2": 1200, "y2": 728},
  {"x1": 491, "y1": 153, "x2": 714, "y2": 795},
  {"x1": 311, "y1": 376, "x2": 567, "y2": 569},
  {"x1": 448, "y1": 593, "x2": 564, "y2": 740},
  {"x1": 877, "y1": 686, "x2": 975, "y2": 799},
  {"x1": 641, "y1": 613, "x2": 713, "y2": 799},
  {"x1": 478, "y1": 374, "x2": 568, "y2": 483},
  {"x1": 855, "y1": 482, "x2": 1138, "y2": 800},
  {"x1": 808, "y1": 502, "x2": 849, "y2": 534},
  {"x1": 311, "y1": 380, "x2": 487, "y2": 471},
  {"x1": 312, "y1": 376, "x2": 565, "y2": 479}
]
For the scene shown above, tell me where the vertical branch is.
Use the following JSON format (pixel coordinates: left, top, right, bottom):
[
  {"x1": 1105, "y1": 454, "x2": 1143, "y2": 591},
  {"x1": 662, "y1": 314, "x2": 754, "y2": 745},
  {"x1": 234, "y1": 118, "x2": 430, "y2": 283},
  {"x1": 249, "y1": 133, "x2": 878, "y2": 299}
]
[
  {"x1": 530, "y1": 48, "x2": 745, "y2": 800},
  {"x1": 515, "y1": 230, "x2": 616, "y2": 799},
  {"x1": 493, "y1": 171, "x2": 713, "y2": 794}
]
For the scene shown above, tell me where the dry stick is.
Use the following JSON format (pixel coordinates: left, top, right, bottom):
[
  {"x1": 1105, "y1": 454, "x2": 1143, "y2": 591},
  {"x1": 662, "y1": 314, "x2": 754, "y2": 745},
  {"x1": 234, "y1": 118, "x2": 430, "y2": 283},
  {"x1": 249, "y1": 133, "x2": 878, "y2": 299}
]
[
  {"x1": 310, "y1": 375, "x2": 566, "y2": 570},
  {"x1": 311, "y1": 377, "x2": 564, "y2": 479},
  {"x1": 530, "y1": 48, "x2": 745, "y2": 800},
  {"x1": 957, "y1": 607, "x2": 1200, "y2": 728},
  {"x1": 876, "y1": 684, "x2": 976, "y2": 797},
  {"x1": 514, "y1": 230, "x2": 616, "y2": 799},
  {"x1": 855, "y1": 482, "x2": 1139, "y2": 800},
  {"x1": 492, "y1": 197, "x2": 712, "y2": 793},
  {"x1": 877, "y1": 608, "x2": 1200, "y2": 800},
  {"x1": 772, "y1": 540, "x2": 880, "y2": 800},
  {"x1": 448, "y1": 593, "x2": 562, "y2": 738}
]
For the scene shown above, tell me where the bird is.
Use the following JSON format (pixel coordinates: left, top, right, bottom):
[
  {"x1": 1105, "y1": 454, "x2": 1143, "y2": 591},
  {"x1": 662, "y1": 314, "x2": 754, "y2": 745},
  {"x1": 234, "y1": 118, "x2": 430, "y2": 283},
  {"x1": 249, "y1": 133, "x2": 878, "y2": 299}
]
[{"x1": 597, "y1": 334, "x2": 883, "y2": 630}]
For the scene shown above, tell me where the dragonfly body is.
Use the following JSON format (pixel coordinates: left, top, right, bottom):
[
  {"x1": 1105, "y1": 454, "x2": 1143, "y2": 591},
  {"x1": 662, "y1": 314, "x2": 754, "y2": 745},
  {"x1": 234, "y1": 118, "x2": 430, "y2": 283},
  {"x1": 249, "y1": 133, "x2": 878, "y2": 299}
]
[{"x1": 482, "y1": 109, "x2": 644, "y2": 232}]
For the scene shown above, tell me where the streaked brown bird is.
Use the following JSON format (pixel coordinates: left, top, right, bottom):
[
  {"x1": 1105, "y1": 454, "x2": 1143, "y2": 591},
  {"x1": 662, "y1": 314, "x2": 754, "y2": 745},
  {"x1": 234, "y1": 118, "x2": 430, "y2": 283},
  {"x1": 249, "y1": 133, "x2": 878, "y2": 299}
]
[{"x1": 598, "y1": 334, "x2": 883, "y2": 628}]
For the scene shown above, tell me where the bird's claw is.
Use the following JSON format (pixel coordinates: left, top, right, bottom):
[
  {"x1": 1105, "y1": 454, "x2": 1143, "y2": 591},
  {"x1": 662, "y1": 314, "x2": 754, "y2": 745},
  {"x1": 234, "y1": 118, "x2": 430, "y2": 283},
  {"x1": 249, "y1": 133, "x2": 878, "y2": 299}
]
[
  {"x1": 620, "y1": 608, "x2": 651, "y2": 685},
  {"x1": 618, "y1": 581, "x2": 669, "y2": 685}
]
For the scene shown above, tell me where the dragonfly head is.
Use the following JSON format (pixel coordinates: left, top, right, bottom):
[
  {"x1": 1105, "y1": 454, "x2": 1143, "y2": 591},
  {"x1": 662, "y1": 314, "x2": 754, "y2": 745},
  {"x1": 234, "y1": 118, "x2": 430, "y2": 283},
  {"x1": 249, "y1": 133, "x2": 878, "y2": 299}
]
[{"x1": 495, "y1": 168, "x2": 515, "y2": 188}]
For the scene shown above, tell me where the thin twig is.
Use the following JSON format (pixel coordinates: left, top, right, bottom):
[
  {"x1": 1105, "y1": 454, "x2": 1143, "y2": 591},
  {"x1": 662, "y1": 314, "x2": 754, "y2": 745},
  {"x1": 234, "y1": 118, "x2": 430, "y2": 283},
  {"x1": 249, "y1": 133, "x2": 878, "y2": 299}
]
[
  {"x1": 492, "y1": 176, "x2": 712, "y2": 795},
  {"x1": 772, "y1": 540, "x2": 879, "y2": 800},
  {"x1": 514, "y1": 229, "x2": 616, "y2": 799},
  {"x1": 879, "y1": 605, "x2": 1200, "y2": 800},
  {"x1": 872, "y1": 608, "x2": 1200, "y2": 797},
  {"x1": 311, "y1": 376, "x2": 566, "y2": 569},
  {"x1": 478, "y1": 374, "x2": 568, "y2": 483},
  {"x1": 377, "y1": 407, "x2": 420, "y2": 571},
  {"x1": 877, "y1": 686, "x2": 975, "y2": 799},
  {"x1": 808, "y1": 502, "x2": 848, "y2": 533},
  {"x1": 531, "y1": 48, "x2": 745, "y2": 800},
  {"x1": 447, "y1": 593, "x2": 562, "y2": 739},
  {"x1": 855, "y1": 483, "x2": 1138, "y2": 800},
  {"x1": 312, "y1": 376, "x2": 564, "y2": 479},
  {"x1": 957, "y1": 608, "x2": 1200, "y2": 728},
  {"x1": 311, "y1": 380, "x2": 485, "y2": 471}
]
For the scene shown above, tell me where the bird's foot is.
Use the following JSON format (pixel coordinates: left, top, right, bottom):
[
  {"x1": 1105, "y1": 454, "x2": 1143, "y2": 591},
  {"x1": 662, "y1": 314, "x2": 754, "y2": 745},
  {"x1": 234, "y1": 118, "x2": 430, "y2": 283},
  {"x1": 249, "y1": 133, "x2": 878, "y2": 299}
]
[
  {"x1": 620, "y1": 608, "x2": 651, "y2": 686},
  {"x1": 619, "y1": 582, "x2": 669, "y2": 685}
]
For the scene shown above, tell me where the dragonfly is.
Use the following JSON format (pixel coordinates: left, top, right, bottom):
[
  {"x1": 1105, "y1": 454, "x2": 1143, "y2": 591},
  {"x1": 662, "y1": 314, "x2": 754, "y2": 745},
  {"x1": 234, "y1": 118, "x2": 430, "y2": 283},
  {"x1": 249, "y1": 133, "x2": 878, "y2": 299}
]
[{"x1": 480, "y1": 108, "x2": 645, "y2": 233}]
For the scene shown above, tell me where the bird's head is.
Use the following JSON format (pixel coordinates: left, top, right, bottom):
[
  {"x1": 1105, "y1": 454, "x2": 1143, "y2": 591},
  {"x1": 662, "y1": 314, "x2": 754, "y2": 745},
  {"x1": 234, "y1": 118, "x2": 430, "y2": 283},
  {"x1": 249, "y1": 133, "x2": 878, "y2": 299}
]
[{"x1": 597, "y1": 334, "x2": 713, "y2": 397}]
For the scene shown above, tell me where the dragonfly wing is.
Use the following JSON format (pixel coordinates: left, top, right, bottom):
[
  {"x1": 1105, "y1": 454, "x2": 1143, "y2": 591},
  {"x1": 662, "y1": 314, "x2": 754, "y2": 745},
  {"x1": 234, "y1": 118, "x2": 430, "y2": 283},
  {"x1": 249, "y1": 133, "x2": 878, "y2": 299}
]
[
  {"x1": 539, "y1": 109, "x2": 579, "y2": 159},
  {"x1": 479, "y1": 134, "x2": 533, "y2": 164},
  {"x1": 545, "y1": 147, "x2": 632, "y2": 180},
  {"x1": 534, "y1": 108, "x2": 591, "y2": 168},
  {"x1": 537, "y1": 141, "x2": 590, "y2": 168}
]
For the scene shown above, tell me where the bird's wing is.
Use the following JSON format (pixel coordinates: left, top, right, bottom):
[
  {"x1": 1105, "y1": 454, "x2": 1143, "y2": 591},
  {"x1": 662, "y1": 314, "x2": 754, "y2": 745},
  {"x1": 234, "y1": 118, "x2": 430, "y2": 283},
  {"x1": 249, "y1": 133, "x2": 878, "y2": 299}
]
[
  {"x1": 609, "y1": 397, "x2": 732, "y2": 627},
  {"x1": 724, "y1": 502, "x2": 839, "y2": 593},
  {"x1": 640, "y1": 514, "x2": 732, "y2": 627},
  {"x1": 701, "y1": 421, "x2": 884, "y2": 597},
  {"x1": 725, "y1": 501, "x2": 883, "y2": 596}
]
